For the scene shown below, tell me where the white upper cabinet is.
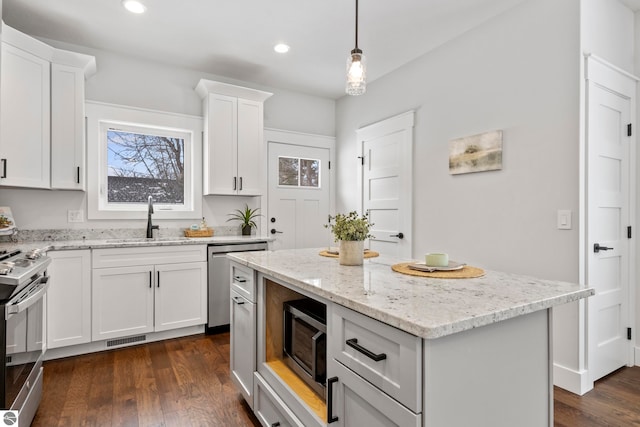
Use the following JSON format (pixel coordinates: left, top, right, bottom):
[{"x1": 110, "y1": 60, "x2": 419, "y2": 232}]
[
  {"x1": 0, "y1": 23, "x2": 96, "y2": 190},
  {"x1": 0, "y1": 40, "x2": 51, "y2": 188},
  {"x1": 196, "y1": 79, "x2": 272, "y2": 196}
]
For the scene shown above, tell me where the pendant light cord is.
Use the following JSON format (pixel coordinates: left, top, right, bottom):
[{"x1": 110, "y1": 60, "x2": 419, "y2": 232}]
[{"x1": 355, "y1": 0, "x2": 359, "y2": 50}]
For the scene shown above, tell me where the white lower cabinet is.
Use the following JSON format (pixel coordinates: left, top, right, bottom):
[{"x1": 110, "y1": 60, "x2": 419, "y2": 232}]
[
  {"x1": 253, "y1": 373, "x2": 304, "y2": 427},
  {"x1": 327, "y1": 359, "x2": 421, "y2": 427},
  {"x1": 92, "y1": 246, "x2": 207, "y2": 341},
  {"x1": 230, "y1": 289, "x2": 256, "y2": 407},
  {"x1": 46, "y1": 250, "x2": 92, "y2": 349}
]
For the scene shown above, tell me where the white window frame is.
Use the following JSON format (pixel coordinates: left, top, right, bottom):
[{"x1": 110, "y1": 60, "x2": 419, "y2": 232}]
[
  {"x1": 277, "y1": 155, "x2": 322, "y2": 189},
  {"x1": 86, "y1": 101, "x2": 203, "y2": 220}
]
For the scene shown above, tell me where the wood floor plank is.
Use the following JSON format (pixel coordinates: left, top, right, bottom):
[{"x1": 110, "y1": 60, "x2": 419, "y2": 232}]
[{"x1": 34, "y1": 333, "x2": 639, "y2": 426}]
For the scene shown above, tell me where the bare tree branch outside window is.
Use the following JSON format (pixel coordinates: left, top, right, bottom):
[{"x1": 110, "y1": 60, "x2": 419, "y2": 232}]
[{"x1": 107, "y1": 130, "x2": 185, "y2": 204}]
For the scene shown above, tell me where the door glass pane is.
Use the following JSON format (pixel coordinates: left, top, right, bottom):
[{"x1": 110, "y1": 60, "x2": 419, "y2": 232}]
[
  {"x1": 300, "y1": 159, "x2": 320, "y2": 188},
  {"x1": 279, "y1": 157, "x2": 299, "y2": 186}
]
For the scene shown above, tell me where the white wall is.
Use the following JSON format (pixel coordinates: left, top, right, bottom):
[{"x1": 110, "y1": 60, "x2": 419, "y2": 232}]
[
  {"x1": 336, "y1": 0, "x2": 583, "y2": 387},
  {"x1": 0, "y1": 38, "x2": 335, "y2": 232}
]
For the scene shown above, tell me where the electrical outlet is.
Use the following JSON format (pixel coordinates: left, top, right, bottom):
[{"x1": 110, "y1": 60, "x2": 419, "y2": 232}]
[{"x1": 68, "y1": 210, "x2": 84, "y2": 223}]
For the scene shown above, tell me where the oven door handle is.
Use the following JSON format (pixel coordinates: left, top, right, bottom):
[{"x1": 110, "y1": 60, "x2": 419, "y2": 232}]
[{"x1": 6, "y1": 276, "x2": 50, "y2": 317}]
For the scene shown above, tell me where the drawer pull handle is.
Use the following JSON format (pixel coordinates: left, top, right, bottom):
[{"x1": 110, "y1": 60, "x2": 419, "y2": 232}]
[
  {"x1": 271, "y1": 423, "x2": 280, "y2": 427},
  {"x1": 232, "y1": 296, "x2": 245, "y2": 305},
  {"x1": 346, "y1": 338, "x2": 387, "y2": 362},
  {"x1": 233, "y1": 276, "x2": 247, "y2": 283},
  {"x1": 327, "y1": 376, "x2": 339, "y2": 423}
]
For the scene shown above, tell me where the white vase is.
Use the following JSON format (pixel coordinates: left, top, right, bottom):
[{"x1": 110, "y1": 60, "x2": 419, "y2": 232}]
[{"x1": 339, "y1": 240, "x2": 364, "y2": 266}]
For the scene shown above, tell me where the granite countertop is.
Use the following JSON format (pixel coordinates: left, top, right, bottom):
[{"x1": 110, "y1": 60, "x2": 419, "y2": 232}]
[
  {"x1": 0, "y1": 235, "x2": 272, "y2": 252},
  {"x1": 228, "y1": 248, "x2": 594, "y2": 340}
]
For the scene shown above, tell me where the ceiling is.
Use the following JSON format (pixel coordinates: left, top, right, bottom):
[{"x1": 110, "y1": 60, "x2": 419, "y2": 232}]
[{"x1": 3, "y1": 0, "x2": 637, "y2": 99}]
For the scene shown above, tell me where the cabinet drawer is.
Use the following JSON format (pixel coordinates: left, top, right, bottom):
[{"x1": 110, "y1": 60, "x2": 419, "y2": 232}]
[
  {"x1": 92, "y1": 245, "x2": 206, "y2": 268},
  {"x1": 230, "y1": 262, "x2": 256, "y2": 303},
  {"x1": 253, "y1": 373, "x2": 304, "y2": 427},
  {"x1": 328, "y1": 359, "x2": 421, "y2": 427},
  {"x1": 330, "y1": 303, "x2": 422, "y2": 413}
]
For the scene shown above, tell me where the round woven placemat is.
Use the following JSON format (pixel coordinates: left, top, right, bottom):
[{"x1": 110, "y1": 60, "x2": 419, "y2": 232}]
[
  {"x1": 319, "y1": 250, "x2": 380, "y2": 259},
  {"x1": 391, "y1": 262, "x2": 485, "y2": 279}
]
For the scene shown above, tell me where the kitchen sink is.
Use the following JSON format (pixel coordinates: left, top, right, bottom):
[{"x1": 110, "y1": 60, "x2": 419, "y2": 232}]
[{"x1": 106, "y1": 237, "x2": 191, "y2": 243}]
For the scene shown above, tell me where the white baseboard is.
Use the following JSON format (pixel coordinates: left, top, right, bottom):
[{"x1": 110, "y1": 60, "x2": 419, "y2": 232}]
[
  {"x1": 553, "y1": 363, "x2": 593, "y2": 395},
  {"x1": 44, "y1": 325, "x2": 204, "y2": 361},
  {"x1": 635, "y1": 346, "x2": 640, "y2": 366}
]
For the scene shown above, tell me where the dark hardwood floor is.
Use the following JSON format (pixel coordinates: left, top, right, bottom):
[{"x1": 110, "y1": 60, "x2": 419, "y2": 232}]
[
  {"x1": 32, "y1": 333, "x2": 261, "y2": 427},
  {"x1": 554, "y1": 366, "x2": 640, "y2": 426},
  {"x1": 33, "y1": 332, "x2": 640, "y2": 426}
]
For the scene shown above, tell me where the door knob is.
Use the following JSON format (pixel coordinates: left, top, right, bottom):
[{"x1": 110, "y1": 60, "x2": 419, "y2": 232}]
[
  {"x1": 270, "y1": 229, "x2": 283, "y2": 234},
  {"x1": 390, "y1": 232, "x2": 404, "y2": 239},
  {"x1": 593, "y1": 243, "x2": 613, "y2": 253}
]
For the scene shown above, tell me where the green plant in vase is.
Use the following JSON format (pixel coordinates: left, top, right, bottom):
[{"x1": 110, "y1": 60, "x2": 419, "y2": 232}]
[
  {"x1": 326, "y1": 211, "x2": 373, "y2": 265},
  {"x1": 227, "y1": 204, "x2": 262, "y2": 236}
]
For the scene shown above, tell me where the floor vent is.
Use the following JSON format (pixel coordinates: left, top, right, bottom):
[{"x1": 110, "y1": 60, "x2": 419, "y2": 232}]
[{"x1": 106, "y1": 335, "x2": 146, "y2": 348}]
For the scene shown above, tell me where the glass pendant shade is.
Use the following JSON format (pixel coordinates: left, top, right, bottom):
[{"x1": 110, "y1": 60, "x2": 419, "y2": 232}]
[{"x1": 346, "y1": 49, "x2": 366, "y2": 96}]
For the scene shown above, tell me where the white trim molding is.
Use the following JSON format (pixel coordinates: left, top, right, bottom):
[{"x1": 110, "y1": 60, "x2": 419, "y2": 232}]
[{"x1": 553, "y1": 363, "x2": 593, "y2": 396}]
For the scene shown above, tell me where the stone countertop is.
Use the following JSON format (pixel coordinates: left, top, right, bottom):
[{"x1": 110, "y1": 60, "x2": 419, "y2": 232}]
[
  {"x1": 0, "y1": 235, "x2": 272, "y2": 252},
  {"x1": 228, "y1": 248, "x2": 594, "y2": 340}
]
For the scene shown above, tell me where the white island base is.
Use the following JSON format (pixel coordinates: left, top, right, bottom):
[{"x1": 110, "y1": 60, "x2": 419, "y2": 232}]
[{"x1": 228, "y1": 249, "x2": 591, "y2": 427}]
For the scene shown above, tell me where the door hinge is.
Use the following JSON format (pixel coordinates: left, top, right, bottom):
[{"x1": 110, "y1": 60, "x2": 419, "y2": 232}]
[
  {"x1": 628, "y1": 327, "x2": 632, "y2": 340},
  {"x1": 628, "y1": 123, "x2": 632, "y2": 137},
  {"x1": 628, "y1": 226, "x2": 632, "y2": 239},
  {"x1": 358, "y1": 156, "x2": 364, "y2": 165}
]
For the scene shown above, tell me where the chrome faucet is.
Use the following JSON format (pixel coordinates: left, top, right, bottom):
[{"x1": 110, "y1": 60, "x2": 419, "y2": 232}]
[{"x1": 146, "y1": 196, "x2": 159, "y2": 238}]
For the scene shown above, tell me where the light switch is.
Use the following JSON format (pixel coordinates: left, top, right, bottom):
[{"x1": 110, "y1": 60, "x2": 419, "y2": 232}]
[{"x1": 557, "y1": 210, "x2": 571, "y2": 230}]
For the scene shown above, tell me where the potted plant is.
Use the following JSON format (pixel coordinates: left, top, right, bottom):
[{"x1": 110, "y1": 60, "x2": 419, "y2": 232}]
[
  {"x1": 227, "y1": 204, "x2": 262, "y2": 236},
  {"x1": 326, "y1": 211, "x2": 373, "y2": 265}
]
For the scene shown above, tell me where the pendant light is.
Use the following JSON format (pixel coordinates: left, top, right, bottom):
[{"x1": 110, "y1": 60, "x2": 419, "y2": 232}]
[{"x1": 346, "y1": 0, "x2": 366, "y2": 96}]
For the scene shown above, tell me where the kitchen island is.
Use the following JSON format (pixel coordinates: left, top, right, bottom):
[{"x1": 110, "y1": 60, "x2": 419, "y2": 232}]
[{"x1": 228, "y1": 248, "x2": 593, "y2": 427}]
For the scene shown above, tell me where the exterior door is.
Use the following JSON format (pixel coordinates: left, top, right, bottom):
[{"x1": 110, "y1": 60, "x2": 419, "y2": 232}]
[
  {"x1": 358, "y1": 112, "x2": 414, "y2": 258},
  {"x1": 586, "y1": 56, "x2": 635, "y2": 382},
  {"x1": 267, "y1": 137, "x2": 332, "y2": 250}
]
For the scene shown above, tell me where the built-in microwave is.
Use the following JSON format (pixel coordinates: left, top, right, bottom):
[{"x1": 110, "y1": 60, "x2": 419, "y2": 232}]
[{"x1": 283, "y1": 298, "x2": 327, "y2": 399}]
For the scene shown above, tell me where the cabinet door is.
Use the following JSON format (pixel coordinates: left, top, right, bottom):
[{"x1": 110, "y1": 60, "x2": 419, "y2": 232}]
[
  {"x1": 204, "y1": 93, "x2": 237, "y2": 195},
  {"x1": 236, "y1": 98, "x2": 264, "y2": 196},
  {"x1": 230, "y1": 289, "x2": 256, "y2": 405},
  {"x1": 0, "y1": 42, "x2": 50, "y2": 188},
  {"x1": 327, "y1": 359, "x2": 421, "y2": 427},
  {"x1": 154, "y1": 261, "x2": 207, "y2": 332},
  {"x1": 47, "y1": 250, "x2": 91, "y2": 349},
  {"x1": 51, "y1": 63, "x2": 85, "y2": 190},
  {"x1": 92, "y1": 265, "x2": 154, "y2": 341}
]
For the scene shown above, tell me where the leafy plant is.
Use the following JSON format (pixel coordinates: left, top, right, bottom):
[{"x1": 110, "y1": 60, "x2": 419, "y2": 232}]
[
  {"x1": 227, "y1": 204, "x2": 262, "y2": 228},
  {"x1": 326, "y1": 211, "x2": 373, "y2": 242}
]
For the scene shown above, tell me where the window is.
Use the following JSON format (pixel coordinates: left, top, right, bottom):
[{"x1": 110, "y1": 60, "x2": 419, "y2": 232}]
[
  {"x1": 278, "y1": 156, "x2": 320, "y2": 188},
  {"x1": 86, "y1": 102, "x2": 203, "y2": 220}
]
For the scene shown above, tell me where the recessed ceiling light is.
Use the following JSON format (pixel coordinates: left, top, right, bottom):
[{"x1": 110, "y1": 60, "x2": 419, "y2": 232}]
[
  {"x1": 274, "y1": 44, "x2": 290, "y2": 54},
  {"x1": 122, "y1": 0, "x2": 146, "y2": 14}
]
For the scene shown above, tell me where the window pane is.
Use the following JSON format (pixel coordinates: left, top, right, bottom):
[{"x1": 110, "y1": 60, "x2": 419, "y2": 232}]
[
  {"x1": 300, "y1": 159, "x2": 320, "y2": 187},
  {"x1": 107, "y1": 130, "x2": 185, "y2": 204},
  {"x1": 279, "y1": 157, "x2": 299, "y2": 186}
]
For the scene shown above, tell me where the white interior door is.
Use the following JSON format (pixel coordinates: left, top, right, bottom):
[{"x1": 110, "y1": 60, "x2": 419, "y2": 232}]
[
  {"x1": 586, "y1": 56, "x2": 635, "y2": 382},
  {"x1": 358, "y1": 112, "x2": 414, "y2": 259},
  {"x1": 268, "y1": 137, "x2": 332, "y2": 250}
]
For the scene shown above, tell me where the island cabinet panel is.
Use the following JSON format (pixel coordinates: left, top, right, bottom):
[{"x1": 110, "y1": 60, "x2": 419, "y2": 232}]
[
  {"x1": 253, "y1": 373, "x2": 304, "y2": 427},
  {"x1": 423, "y1": 309, "x2": 551, "y2": 427},
  {"x1": 330, "y1": 303, "x2": 422, "y2": 413},
  {"x1": 230, "y1": 288, "x2": 256, "y2": 407},
  {"x1": 47, "y1": 250, "x2": 92, "y2": 349},
  {"x1": 327, "y1": 358, "x2": 421, "y2": 427}
]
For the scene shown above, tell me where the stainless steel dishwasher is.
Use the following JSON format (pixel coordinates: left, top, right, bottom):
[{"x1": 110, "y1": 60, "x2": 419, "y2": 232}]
[{"x1": 207, "y1": 242, "x2": 268, "y2": 333}]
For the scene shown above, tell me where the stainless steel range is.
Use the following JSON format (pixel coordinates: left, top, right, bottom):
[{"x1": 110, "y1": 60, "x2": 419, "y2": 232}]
[{"x1": 0, "y1": 248, "x2": 50, "y2": 426}]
